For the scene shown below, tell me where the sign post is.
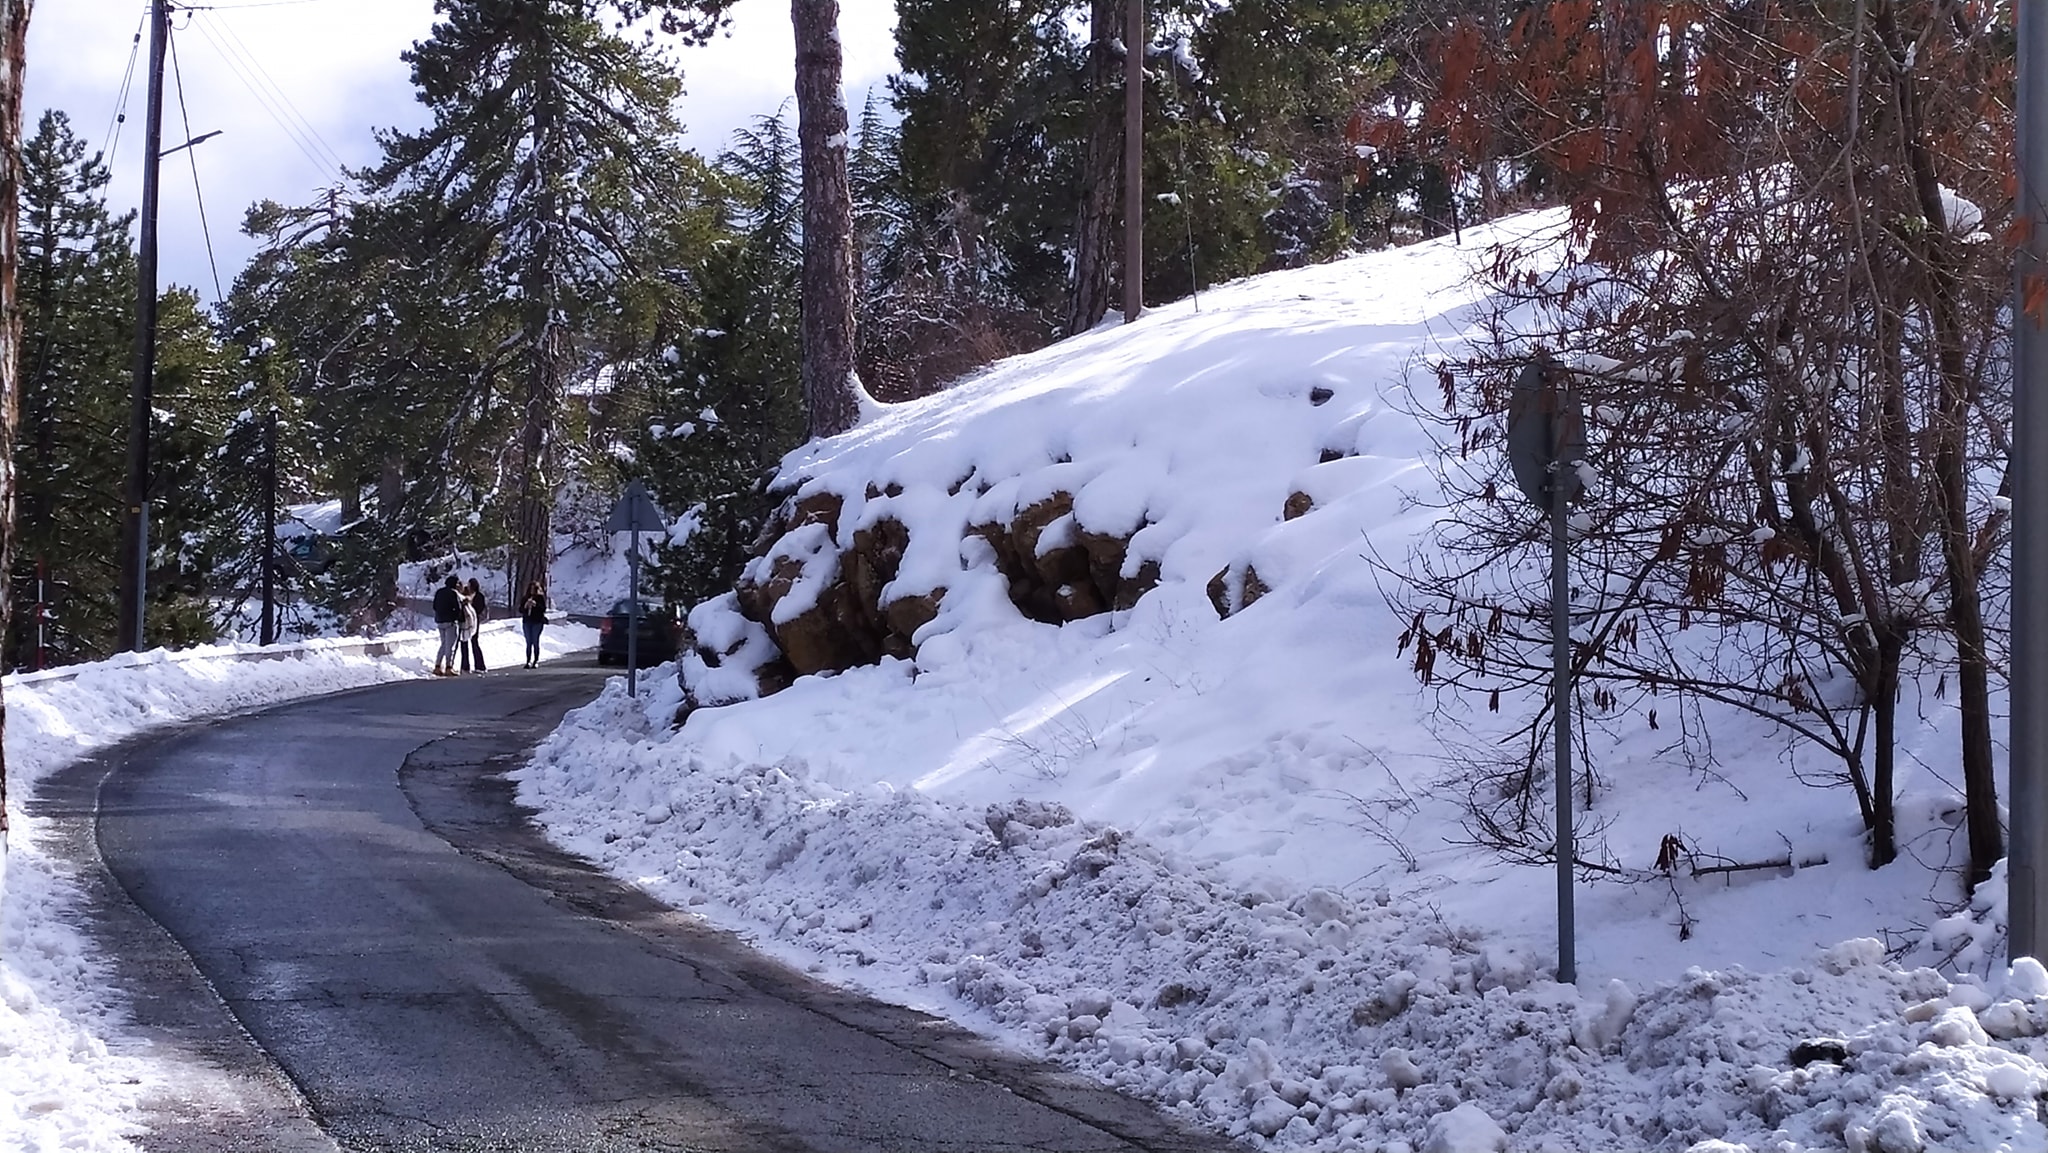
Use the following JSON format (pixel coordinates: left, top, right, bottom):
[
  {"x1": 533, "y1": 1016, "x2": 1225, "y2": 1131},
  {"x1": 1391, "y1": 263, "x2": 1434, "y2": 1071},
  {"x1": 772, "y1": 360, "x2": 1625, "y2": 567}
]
[
  {"x1": 605, "y1": 480, "x2": 665, "y2": 697},
  {"x1": 2015, "y1": 0, "x2": 2048, "y2": 963},
  {"x1": 1507, "y1": 357, "x2": 1585, "y2": 984}
]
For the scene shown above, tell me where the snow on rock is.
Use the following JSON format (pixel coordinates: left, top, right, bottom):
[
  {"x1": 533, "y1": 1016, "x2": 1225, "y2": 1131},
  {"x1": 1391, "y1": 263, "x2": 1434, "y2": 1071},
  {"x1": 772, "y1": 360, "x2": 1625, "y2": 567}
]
[{"x1": 1423, "y1": 1103, "x2": 1508, "y2": 1153}]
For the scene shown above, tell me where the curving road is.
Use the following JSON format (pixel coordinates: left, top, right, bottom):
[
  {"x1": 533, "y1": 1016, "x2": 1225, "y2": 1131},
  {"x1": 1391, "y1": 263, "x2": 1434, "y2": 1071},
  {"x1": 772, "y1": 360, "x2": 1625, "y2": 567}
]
[{"x1": 48, "y1": 663, "x2": 1243, "y2": 1153}]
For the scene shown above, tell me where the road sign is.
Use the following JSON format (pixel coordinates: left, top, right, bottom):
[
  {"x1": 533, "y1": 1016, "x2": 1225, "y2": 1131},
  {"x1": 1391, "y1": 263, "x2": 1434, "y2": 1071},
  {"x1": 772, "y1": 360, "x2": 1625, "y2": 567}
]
[
  {"x1": 1506, "y1": 358, "x2": 1585, "y2": 514},
  {"x1": 606, "y1": 479, "x2": 665, "y2": 534},
  {"x1": 607, "y1": 480, "x2": 665, "y2": 697},
  {"x1": 1505, "y1": 355, "x2": 1584, "y2": 985}
]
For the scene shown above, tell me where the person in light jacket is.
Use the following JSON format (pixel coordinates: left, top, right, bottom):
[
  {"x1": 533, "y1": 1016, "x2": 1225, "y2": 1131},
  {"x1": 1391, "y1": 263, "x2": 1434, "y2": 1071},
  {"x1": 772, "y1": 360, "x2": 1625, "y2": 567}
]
[
  {"x1": 432, "y1": 574, "x2": 463, "y2": 676},
  {"x1": 456, "y1": 580, "x2": 480, "y2": 673},
  {"x1": 519, "y1": 580, "x2": 548, "y2": 669},
  {"x1": 465, "y1": 578, "x2": 489, "y2": 672}
]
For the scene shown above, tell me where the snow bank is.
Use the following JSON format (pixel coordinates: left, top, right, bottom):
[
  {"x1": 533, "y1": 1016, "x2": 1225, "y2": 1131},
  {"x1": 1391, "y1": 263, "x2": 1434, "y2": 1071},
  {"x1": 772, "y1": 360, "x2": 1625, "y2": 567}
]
[{"x1": 1, "y1": 622, "x2": 594, "y2": 1152}]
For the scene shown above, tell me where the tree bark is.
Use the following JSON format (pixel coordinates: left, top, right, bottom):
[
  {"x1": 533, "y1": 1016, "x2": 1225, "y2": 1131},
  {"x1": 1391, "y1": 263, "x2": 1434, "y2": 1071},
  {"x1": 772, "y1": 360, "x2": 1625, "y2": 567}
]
[
  {"x1": 793, "y1": 0, "x2": 863, "y2": 439},
  {"x1": 1871, "y1": 0, "x2": 2002, "y2": 886},
  {"x1": 1066, "y1": 0, "x2": 1120, "y2": 337},
  {"x1": 513, "y1": 71, "x2": 564, "y2": 602},
  {"x1": 0, "y1": 0, "x2": 31, "y2": 852}
]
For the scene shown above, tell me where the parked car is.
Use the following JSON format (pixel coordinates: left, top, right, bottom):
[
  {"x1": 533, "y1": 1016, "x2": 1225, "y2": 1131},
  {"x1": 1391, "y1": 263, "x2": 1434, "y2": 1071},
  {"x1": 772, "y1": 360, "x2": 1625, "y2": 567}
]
[
  {"x1": 596, "y1": 599, "x2": 684, "y2": 666},
  {"x1": 275, "y1": 534, "x2": 336, "y2": 578}
]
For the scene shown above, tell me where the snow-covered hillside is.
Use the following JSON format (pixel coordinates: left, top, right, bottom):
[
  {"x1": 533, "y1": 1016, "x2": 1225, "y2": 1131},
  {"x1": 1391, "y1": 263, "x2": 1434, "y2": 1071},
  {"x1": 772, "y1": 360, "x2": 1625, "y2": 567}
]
[{"x1": 518, "y1": 214, "x2": 2048, "y2": 1152}]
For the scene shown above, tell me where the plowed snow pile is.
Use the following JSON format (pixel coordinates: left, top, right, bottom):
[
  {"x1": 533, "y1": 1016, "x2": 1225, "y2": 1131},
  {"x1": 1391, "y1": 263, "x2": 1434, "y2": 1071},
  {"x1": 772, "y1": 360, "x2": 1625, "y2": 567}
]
[{"x1": 518, "y1": 213, "x2": 2046, "y2": 1152}]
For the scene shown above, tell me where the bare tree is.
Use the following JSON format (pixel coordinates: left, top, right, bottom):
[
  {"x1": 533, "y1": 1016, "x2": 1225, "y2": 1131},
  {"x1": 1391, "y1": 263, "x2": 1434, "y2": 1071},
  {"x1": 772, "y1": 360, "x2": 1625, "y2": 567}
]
[{"x1": 1394, "y1": 1, "x2": 2012, "y2": 886}]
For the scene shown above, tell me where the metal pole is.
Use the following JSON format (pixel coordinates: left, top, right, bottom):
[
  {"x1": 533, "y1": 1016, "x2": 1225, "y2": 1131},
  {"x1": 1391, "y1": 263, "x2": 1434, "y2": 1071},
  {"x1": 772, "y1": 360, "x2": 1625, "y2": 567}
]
[
  {"x1": 2014, "y1": 0, "x2": 2048, "y2": 963},
  {"x1": 119, "y1": 0, "x2": 167, "y2": 652},
  {"x1": 1122, "y1": 0, "x2": 1143, "y2": 323},
  {"x1": 260, "y1": 412, "x2": 276, "y2": 645},
  {"x1": 33, "y1": 559, "x2": 45, "y2": 672},
  {"x1": 627, "y1": 535, "x2": 640, "y2": 697},
  {"x1": 1553, "y1": 478, "x2": 1576, "y2": 984}
]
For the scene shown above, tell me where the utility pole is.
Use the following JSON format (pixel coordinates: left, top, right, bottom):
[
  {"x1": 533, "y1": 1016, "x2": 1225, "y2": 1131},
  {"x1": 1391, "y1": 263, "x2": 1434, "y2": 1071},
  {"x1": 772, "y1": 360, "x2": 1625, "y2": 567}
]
[
  {"x1": 118, "y1": 0, "x2": 168, "y2": 652},
  {"x1": 260, "y1": 412, "x2": 276, "y2": 646},
  {"x1": 2013, "y1": 0, "x2": 2048, "y2": 963},
  {"x1": 1122, "y1": 0, "x2": 1142, "y2": 323}
]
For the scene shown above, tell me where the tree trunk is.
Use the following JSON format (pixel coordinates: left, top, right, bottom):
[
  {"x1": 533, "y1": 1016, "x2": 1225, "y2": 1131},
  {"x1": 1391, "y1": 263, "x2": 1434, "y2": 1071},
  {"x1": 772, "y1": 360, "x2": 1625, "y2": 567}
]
[
  {"x1": 513, "y1": 78, "x2": 563, "y2": 602},
  {"x1": 1066, "y1": 0, "x2": 1120, "y2": 337},
  {"x1": 1870, "y1": 633, "x2": 1901, "y2": 867},
  {"x1": 0, "y1": 0, "x2": 32, "y2": 854},
  {"x1": 1871, "y1": 0, "x2": 2002, "y2": 887},
  {"x1": 377, "y1": 456, "x2": 403, "y2": 615},
  {"x1": 793, "y1": 0, "x2": 863, "y2": 440}
]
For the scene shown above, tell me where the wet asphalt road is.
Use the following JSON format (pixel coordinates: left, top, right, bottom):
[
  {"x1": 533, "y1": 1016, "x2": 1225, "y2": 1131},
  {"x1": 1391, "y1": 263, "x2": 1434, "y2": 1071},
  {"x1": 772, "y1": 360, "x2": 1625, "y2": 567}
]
[{"x1": 58, "y1": 659, "x2": 1245, "y2": 1153}]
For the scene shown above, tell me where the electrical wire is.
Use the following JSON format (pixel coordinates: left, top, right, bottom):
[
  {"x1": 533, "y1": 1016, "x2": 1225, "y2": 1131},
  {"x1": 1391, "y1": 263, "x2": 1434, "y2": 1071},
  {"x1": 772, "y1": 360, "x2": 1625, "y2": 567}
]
[
  {"x1": 204, "y1": 8, "x2": 350, "y2": 176},
  {"x1": 179, "y1": 0, "x2": 339, "y2": 10},
  {"x1": 167, "y1": 23, "x2": 227, "y2": 302},
  {"x1": 185, "y1": 13, "x2": 347, "y2": 181},
  {"x1": 101, "y1": 4, "x2": 151, "y2": 169}
]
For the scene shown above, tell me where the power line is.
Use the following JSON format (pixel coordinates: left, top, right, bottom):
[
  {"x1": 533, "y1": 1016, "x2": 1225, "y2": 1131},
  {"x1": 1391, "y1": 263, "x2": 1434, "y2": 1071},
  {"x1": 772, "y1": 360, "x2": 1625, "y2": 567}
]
[
  {"x1": 101, "y1": 4, "x2": 151, "y2": 169},
  {"x1": 185, "y1": 12, "x2": 347, "y2": 181},
  {"x1": 166, "y1": 21, "x2": 226, "y2": 302},
  {"x1": 179, "y1": 0, "x2": 339, "y2": 10},
  {"x1": 204, "y1": 7, "x2": 350, "y2": 175}
]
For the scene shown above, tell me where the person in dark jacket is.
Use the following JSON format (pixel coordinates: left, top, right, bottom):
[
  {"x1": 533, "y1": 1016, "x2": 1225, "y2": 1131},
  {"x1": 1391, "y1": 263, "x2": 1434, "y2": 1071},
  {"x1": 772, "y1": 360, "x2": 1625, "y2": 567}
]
[
  {"x1": 519, "y1": 580, "x2": 548, "y2": 669},
  {"x1": 464, "y1": 578, "x2": 489, "y2": 672},
  {"x1": 432, "y1": 574, "x2": 463, "y2": 676}
]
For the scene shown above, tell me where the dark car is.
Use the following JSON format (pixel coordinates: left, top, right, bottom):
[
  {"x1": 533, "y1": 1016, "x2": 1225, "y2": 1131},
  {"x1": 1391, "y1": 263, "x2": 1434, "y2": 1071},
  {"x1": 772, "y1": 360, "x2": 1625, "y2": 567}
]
[{"x1": 596, "y1": 598, "x2": 684, "y2": 667}]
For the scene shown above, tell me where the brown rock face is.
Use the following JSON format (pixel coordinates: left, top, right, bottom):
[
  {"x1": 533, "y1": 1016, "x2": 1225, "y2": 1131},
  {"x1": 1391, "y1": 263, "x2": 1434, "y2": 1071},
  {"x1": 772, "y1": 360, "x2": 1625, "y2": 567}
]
[
  {"x1": 1283, "y1": 491, "x2": 1315, "y2": 520},
  {"x1": 973, "y1": 492, "x2": 1158, "y2": 625},
  {"x1": 1206, "y1": 562, "x2": 1271, "y2": 619},
  {"x1": 698, "y1": 485, "x2": 1163, "y2": 711},
  {"x1": 732, "y1": 507, "x2": 948, "y2": 677}
]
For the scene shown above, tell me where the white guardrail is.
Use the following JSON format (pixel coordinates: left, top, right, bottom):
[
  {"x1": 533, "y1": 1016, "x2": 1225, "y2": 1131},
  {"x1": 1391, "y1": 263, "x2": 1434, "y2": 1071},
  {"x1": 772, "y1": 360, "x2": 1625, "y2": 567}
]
[{"x1": 1, "y1": 615, "x2": 561, "y2": 688}]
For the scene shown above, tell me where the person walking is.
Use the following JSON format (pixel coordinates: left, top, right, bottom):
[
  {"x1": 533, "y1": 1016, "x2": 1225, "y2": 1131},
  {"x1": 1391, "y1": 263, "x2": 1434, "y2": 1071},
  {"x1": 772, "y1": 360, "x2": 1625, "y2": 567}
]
[
  {"x1": 456, "y1": 580, "x2": 480, "y2": 674},
  {"x1": 432, "y1": 574, "x2": 463, "y2": 676},
  {"x1": 465, "y1": 578, "x2": 490, "y2": 672},
  {"x1": 519, "y1": 580, "x2": 548, "y2": 669}
]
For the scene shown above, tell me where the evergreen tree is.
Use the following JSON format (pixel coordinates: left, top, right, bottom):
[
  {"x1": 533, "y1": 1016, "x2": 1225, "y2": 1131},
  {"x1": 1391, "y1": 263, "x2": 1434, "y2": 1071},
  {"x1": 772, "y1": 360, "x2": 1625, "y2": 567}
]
[
  {"x1": 638, "y1": 114, "x2": 805, "y2": 608},
  {"x1": 366, "y1": 0, "x2": 699, "y2": 598},
  {"x1": 8, "y1": 110, "x2": 134, "y2": 667}
]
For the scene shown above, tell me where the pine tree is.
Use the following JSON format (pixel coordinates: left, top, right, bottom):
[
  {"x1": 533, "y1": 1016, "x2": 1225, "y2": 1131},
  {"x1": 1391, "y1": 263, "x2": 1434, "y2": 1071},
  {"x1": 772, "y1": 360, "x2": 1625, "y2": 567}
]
[
  {"x1": 9, "y1": 110, "x2": 135, "y2": 666},
  {"x1": 366, "y1": 0, "x2": 698, "y2": 598},
  {"x1": 638, "y1": 114, "x2": 805, "y2": 608}
]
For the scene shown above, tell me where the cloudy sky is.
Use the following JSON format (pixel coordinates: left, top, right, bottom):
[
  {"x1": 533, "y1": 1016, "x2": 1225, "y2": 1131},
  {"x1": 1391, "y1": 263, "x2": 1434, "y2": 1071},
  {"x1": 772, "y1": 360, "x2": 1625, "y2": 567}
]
[{"x1": 24, "y1": 0, "x2": 899, "y2": 301}]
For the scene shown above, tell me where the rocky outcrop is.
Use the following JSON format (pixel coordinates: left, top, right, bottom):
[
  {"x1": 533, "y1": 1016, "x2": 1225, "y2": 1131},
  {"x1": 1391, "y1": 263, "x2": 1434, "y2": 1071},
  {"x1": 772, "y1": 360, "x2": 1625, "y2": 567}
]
[
  {"x1": 970, "y1": 492, "x2": 1159, "y2": 624},
  {"x1": 677, "y1": 484, "x2": 1162, "y2": 718}
]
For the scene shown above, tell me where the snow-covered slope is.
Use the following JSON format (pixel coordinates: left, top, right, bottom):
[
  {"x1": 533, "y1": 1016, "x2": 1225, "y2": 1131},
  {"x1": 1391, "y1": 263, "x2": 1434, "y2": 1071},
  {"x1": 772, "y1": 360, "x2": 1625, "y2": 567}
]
[{"x1": 519, "y1": 215, "x2": 2047, "y2": 1151}]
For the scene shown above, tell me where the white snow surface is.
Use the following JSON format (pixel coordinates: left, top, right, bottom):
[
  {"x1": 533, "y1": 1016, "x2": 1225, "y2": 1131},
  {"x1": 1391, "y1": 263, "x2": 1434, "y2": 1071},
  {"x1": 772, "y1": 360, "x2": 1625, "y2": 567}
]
[
  {"x1": 514, "y1": 215, "x2": 2048, "y2": 1151},
  {"x1": 1, "y1": 623, "x2": 594, "y2": 1152}
]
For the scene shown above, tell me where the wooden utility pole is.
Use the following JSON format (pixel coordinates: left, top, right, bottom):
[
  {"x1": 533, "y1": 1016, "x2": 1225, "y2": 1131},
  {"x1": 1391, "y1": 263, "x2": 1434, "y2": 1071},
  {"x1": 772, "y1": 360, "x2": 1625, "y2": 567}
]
[
  {"x1": 1, "y1": 0, "x2": 36, "y2": 854},
  {"x1": 118, "y1": 0, "x2": 167, "y2": 652},
  {"x1": 1122, "y1": 0, "x2": 1143, "y2": 323}
]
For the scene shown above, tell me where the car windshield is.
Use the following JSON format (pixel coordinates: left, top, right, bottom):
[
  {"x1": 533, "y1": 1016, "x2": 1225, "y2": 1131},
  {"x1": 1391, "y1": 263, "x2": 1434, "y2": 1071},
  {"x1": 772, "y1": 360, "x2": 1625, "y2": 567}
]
[{"x1": 608, "y1": 599, "x2": 660, "y2": 617}]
